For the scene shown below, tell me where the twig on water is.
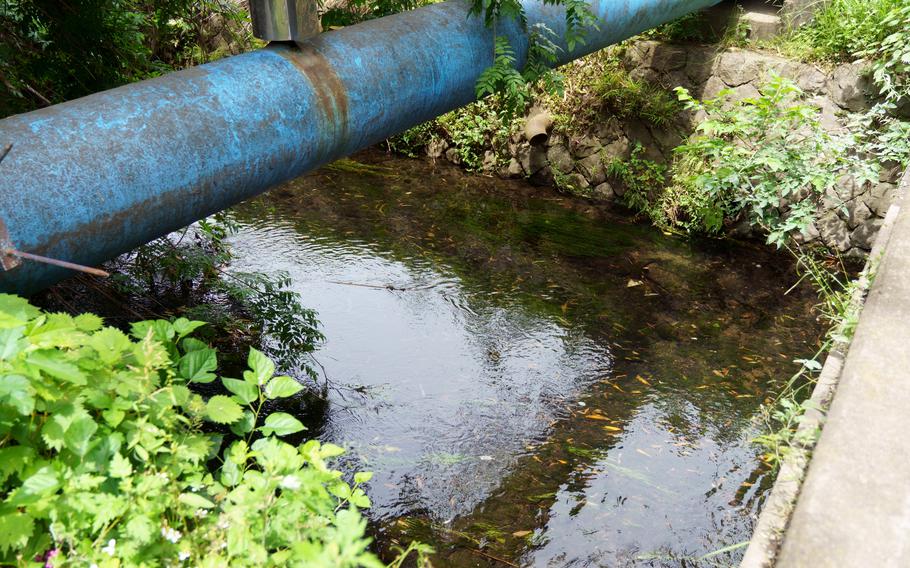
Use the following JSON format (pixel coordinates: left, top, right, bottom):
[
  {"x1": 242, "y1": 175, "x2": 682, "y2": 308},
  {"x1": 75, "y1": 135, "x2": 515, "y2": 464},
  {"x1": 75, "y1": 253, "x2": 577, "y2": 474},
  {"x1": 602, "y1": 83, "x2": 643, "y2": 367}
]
[{"x1": 467, "y1": 548, "x2": 519, "y2": 568}]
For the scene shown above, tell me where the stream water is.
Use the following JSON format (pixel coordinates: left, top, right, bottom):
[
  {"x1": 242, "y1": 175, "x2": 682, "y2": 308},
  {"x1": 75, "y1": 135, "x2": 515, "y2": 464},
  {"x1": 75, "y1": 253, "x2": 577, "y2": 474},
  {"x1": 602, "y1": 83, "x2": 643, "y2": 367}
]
[{"x1": 227, "y1": 151, "x2": 822, "y2": 567}]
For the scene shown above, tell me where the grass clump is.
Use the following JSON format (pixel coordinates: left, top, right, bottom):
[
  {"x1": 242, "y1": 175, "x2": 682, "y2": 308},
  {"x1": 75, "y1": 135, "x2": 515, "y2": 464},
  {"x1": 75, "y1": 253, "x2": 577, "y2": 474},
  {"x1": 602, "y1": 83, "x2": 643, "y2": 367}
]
[
  {"x1": 547, "y1": 50, "x2": 682, "y2": 131},
  {"x1": 775, "y1": 0, "x2": 905, "y2": 64}
]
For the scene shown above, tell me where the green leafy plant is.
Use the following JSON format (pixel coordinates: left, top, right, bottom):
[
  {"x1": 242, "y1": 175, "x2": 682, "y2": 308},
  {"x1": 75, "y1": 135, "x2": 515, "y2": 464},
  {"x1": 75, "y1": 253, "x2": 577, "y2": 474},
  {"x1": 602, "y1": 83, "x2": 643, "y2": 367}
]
[
  {"x1": 857, "y1": 3, "x2": 910, "y2": 106},
  {"x1": 387, "y1": 121, "x2": 439, "y2": 158},
  {"x1": 106, "y1": 215, "x2": 324, "y2": 377},
  {"x1": 0, "y1": 0, "x2": 256, "y2": 117},
  {"x1": 754, "y1": 248, "x2": 874, "y2": 469},
  {"x1": 771, "y1": 0, "x2": 910, "y2": 170},
  {"x1": 435, "y1": 99, "x2": 515, "y2": 171},
  {"x1": 469, "y1": 0, "x2": 596, "y2": 117},
  {"x1": 774, "y1": 0, "x2": 904, "y2": 64},
  {"x1": 475, "y1": 37, "x2": 532, "y2": 118},
  {"x1": 542, "y1": 49, "x2": 680, "y2": 134},
  {"x1": 0, "y1": 295, "x2": 405, "y2": 566},
  {"x1": 606, "y1": 143, "x2": 667, "y2": 219},
  {"x1": 660, "y1": 75, "x2": 875, "y2": 246},
  {"x1": 591, "y1": 60, "x2": 683, "y2": 127}
]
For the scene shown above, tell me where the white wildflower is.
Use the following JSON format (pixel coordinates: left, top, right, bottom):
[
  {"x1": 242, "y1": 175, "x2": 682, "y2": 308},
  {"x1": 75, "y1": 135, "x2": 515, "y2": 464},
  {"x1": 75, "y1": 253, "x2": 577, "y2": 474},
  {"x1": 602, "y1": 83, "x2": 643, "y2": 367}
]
[
  {"x1": 280, "y1": 475, "x2": 301, "y2": 490},
  {"x1": 178, "y1": 551, "x2": 191, "y2": 561},
  {"x1": 161, "y1": 526, "x2": 182, "y2": 543},
  {"x1": 101, "y1": 539, "x2": 116, "y2": 556}
]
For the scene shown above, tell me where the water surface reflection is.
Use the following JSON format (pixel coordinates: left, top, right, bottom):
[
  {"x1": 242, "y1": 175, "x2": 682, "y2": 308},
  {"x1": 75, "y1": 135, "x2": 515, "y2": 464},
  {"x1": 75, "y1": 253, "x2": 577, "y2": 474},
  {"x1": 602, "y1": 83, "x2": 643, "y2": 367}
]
[{"x1": 228, "y1": 152, "x2": 821, "y2": 566}]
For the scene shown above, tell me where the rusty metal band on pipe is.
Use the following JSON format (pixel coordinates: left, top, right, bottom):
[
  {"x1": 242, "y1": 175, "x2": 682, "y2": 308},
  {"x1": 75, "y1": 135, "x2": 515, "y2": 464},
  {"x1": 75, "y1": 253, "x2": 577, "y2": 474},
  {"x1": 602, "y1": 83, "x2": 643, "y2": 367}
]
[{"x1": 0, "y1": 0, "x2": 720, "y2": 293}]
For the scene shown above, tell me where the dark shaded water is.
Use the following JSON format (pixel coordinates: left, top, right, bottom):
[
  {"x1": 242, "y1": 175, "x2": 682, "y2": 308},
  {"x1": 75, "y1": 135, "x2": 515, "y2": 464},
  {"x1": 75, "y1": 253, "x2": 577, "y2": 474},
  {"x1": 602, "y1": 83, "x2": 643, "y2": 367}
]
[{"x1": 227, "y1": 151, "x2": 822, "y2": 567}]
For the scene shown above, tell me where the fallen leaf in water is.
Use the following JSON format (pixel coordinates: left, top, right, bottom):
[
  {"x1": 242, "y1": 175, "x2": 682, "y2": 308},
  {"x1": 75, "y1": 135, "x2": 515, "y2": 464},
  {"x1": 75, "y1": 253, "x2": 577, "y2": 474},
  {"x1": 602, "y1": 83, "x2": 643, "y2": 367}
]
[
  {"x1": 627, "y1": 279, "x2": 644, "y2": 288},
  {"x1": 512, "y1": 531, "x2": 532, "y2": 538},
  {"x1": 603, "y1": 426, "x2": 622, "y2": 432},
  {"x1": 586, "y1": 414, "x2": 610, "y2": 421},
  {"x1": 635, "y1": 375, "x2": 651, "y2": 386}
]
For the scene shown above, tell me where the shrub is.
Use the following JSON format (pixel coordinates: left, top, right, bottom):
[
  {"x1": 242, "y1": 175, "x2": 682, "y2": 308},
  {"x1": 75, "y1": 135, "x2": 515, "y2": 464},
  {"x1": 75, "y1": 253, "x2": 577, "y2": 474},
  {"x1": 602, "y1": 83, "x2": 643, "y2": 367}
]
[
  {"x1": 660, "y1": 75, "x2": 875, "y2": 245},
  {"x1": 102, "y1": 215, "x2": 323, "y2": 378},
  {"x1": 606, "y1": 143, "x2": 667, "y2": 218},
  {"x1": 0, "y1": 295, "x2": 385, "y2": 566},
  {"x1": 0, "y1": 0, "x2": 255, "y2": 117}
]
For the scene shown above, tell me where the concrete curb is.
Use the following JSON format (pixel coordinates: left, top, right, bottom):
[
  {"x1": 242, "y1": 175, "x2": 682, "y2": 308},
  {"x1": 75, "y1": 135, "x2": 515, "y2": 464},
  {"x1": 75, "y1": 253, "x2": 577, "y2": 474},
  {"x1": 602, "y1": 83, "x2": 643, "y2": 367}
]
[{"x1": 740, "y1": 167, "x2": 909, "y2": 567}]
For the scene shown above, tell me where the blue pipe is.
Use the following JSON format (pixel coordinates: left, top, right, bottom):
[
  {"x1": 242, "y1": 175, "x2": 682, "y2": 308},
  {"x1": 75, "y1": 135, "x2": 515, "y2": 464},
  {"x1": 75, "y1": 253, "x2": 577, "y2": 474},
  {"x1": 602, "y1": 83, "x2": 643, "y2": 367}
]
[{"x1": 0, "y1": 0, "x2": 720, "y2": 293}]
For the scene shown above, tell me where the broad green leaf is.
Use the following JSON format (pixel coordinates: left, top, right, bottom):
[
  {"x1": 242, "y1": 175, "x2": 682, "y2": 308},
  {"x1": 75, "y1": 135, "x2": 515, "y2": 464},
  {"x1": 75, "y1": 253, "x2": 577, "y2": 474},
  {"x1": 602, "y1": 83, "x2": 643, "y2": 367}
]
[
  {"x1": 178, "y1": 492, "x2": 215, "y2": 509},
  {"x1": 0, "y1": 446, "x2": 34, "y2": 484},
  {"x1": 353, "y1": 471, "x2": 373, "y2": 484},
  {"x1": 264, "y1": 376, "x2": 303, "y2": 399},
  {"x1": 0, "y1": 328, "x2": 24, "y2": 360},
  {"x1": 0, "y1": 294, "x2": 39, "y2": 329},
  {"x1": 27, "y1": 351, "x2": 86, "y2": 384},
  {"x1": 74, "y1": 313, "x2": 103, "y2": 332},
  {"x1": 88, "y1": 327, "x2": 132, "y2": 364},
  {"x1": 181, "y1": 337, "x2": 208, "y2": 353},
  {"x1": 0, "y1": 512, "x2": 34, "y2": 554},
  {"x1": 222, "y1": 378, "x2": 258, "y2": 405},
  {"x1": 102, "y1": 408, "x2": 125, "y2": 427},
  {"x1": 0, "y1": 374, "x2": 33, "y2": 415},
  {"x1": 349, "y1": 488, "x2": 371, "y2": 508},
  {"x1": 220, "y1": 458, "x2": 242, "y2": 487},
  {"x1": 258, "y1": 412, "x2": 305, "y2": 437},
  {"x1": 41, "y1": 416, "x2": 67, "y2": 451},
  {"x1": 126, "y1": 515, "x2": 155, "y2": 544},
  {"x1": 171, "y1": 385, "x2": 191, "y2": 406},
  {"x1": 179, "y1": 434, "x2": 213, "y2": 463},
  {"x1": 130, "y1": 319, "x2": 174, "y2": 342},
  {"x1": 328, "y1": 481, "x2": 352, "y2": 500},
  {"x1": 179, "y1": 348, "x2": 217, "y2": 384},
  {"x1": 109, "y1": 453, "x2": 133, "y2": 478},
  {"x1": 9, "y1": 466, "x2": 59, "y2": 505},
  {"x1": 205, "y1": 395, "x2": 244, "y2": 424},
  {"x1": 229, "y1": 410, "x2": 256, "y2": 437},
  {"x1": 173, "y1": 318, "x2": 207, "y2": 339},
  {"x1": 245, "y1": 348, "x2": 275, "y2": 385},
  {"x1": 320, "y1": 443, "x2": 345, "y2": 459},
  {"x1": 64, "y1": 415, "x2": 99, "y2": 457}
]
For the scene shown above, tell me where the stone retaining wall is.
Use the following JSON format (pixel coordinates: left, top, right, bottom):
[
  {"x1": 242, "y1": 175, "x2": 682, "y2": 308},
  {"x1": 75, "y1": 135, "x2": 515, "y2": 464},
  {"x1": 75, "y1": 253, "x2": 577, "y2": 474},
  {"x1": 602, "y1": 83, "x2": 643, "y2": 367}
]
[{"x1": 429, "y1": 41, "x2": 900, "y2": 259}]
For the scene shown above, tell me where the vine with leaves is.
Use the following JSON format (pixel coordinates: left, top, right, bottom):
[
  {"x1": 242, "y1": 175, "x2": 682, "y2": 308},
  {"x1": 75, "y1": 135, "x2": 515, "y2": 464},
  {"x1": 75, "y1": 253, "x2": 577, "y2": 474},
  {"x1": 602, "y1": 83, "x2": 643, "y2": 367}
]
[{"x1": 470, "y1": 0, "x2": 598, "y2": 118}]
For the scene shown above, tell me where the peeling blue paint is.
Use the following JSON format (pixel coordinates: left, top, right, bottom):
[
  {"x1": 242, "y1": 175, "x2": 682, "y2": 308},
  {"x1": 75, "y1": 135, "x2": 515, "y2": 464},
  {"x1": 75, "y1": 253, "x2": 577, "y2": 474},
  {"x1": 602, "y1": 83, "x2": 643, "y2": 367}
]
[{"x1": 0, "y1": 0, "x2": 720, "y2": 292}]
